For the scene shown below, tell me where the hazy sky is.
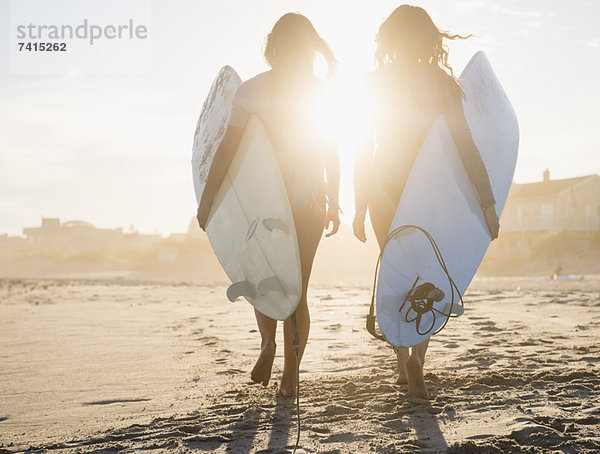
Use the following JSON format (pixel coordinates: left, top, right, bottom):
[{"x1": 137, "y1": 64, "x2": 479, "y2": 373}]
[{"x1": 1, "y1": 0, "x2": 599, "y2": 236}]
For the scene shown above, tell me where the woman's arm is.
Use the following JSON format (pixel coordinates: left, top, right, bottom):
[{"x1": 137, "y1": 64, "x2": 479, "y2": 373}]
[
  {"x1": 196, "y1": 122, "x2": 247, "y2": 231},
  {"x1": 352, "y1": 74, "x2": 377, "y2": 243},
  {"x1": 352, "y1": 131, "x2": 373, "y2": 242},
  {"x1": 197, "y1": 86, "x2": 253, "y2": 231},
  {"x1": 445, "y1": 84, "x2": 499, "y2": 239},
  {"x1": 324, "y1": 143, "x2": 340, "y2": 237}
]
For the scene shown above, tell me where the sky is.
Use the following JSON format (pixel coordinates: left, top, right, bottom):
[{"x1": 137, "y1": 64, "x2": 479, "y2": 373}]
[{"x1": 1, "y1": 0, "x2": 599, "y2": 236}]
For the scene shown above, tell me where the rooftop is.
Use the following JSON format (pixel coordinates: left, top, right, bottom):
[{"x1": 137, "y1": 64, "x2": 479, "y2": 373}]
[{"x1": 510, "y1": 173, "x2": 597, "y2": 199}]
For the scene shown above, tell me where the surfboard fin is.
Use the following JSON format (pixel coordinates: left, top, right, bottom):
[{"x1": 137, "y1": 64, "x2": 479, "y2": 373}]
[
  {"x1": 262, "y1": 218, "x2": 288, "y2": 233},
  {"x1": 257, "y1": 276, "x2": 284, "y2": 296},
  {"x1": 226, "y1": 281, "x2": 255, "y2": 302},
  {"x1": 443, "y1": 301, "x2": 465, "y2": 317},
  {"x1": 246, "y1": 218, "x2": 259, "y2": 241}
]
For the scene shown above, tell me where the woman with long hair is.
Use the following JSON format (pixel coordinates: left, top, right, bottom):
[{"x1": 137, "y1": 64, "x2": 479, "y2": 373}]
[
  {"x1": 197, "y1": 13, "x2": 340, "y2": 397},
  {"x1": 353, "y1": 5, "x2": 499, "y2": 398}
]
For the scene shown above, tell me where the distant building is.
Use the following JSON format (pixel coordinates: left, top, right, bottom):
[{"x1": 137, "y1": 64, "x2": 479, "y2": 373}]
[
  {"x1": 501, "y1": 169, "x2": 600, "y2": 233},
  {"x1": 489, "y1": 170, "x2": 600, "y2": 260},
  {"x1": 23, "y1": 218, "x2": 124, "y2": 252},
  {"x1": 0, "y1": 233, "x2": 27, "y2": 251}
]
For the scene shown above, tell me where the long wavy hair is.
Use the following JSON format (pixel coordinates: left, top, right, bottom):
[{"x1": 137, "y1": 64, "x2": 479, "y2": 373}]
[
  {"x1": 264, "y1": 13, "x2": 337, "y2": 80},
  {"x1": 375, "y1": 5, "x2": 469, "y2": 80}
]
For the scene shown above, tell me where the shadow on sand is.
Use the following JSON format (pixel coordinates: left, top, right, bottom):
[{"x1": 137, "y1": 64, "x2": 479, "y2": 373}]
[{"x1": 408, "y1": 401, "x2": 448, "y2": 452}]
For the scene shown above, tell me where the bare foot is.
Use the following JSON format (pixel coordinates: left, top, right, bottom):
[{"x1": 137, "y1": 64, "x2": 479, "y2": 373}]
[
  {"x1": 396, "y1": 372, "x2": 408, "y2": 385},
  {"x1": 406, "y1": 355, "x2": 428, "y2": 399},
  {"x1": 251, "y1": 344, "x2": 275, "y2": 386},
  {"x1": 278, "y1": 385, "x2": 296, "y2": 398},
  {"x1": 279, "y1": 373, "x2": 296, "y2": 397}
]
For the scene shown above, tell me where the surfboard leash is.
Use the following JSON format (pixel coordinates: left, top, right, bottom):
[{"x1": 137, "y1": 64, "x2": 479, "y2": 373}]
[
  {"x1": 366, "y1": 225, "x2": 464, "y2": 342},
  {"x1": 290, "y1": 312, "x2": 301, "y2": 454}
]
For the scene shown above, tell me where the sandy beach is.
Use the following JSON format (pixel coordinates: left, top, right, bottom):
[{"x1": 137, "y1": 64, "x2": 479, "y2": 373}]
[
  {"x1": 1, "y1": 276, "x2": 599, "y2": 453},
  {"x1": 3, "y1": 0, "x2": 600, "y2": 453}
]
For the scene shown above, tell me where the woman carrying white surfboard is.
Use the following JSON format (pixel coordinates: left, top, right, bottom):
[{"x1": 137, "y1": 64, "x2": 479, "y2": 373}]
[
  {"x1": 197, "y1": 13, "x2": 340, "y2": 397},
  {"x1": 353, "y1": 5, "x2": 500, "y2": 398}
]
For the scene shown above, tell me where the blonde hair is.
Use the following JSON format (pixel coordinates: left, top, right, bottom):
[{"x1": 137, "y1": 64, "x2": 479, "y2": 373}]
[
  {"x1": 375, "y1": 5, "x2": 469, "y2": 81},
  {"x1": 264, "y1": 13, "x2": 337, "y2": 80}
]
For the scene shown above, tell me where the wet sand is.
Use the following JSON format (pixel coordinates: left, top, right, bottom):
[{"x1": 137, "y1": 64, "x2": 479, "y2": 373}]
[{"x1": 1, "y1": 276, "x2": 599, "y2": 453}]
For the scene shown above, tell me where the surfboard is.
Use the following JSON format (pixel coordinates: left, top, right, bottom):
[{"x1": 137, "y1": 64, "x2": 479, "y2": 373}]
[
  {"x1": 192, "y1": 66, "x2": 241, "y2": 203},
  {"x1": 192, "y1": 67, "x2": 302, "y2": 321},
  {"x1": 376, "y1": 51, "x2": 519, "y2": 348},
  {"x1": 537, "y1": 275, "x2": 583, "y2": 282}
]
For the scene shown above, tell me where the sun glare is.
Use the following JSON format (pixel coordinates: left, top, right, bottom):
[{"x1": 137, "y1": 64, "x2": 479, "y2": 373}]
[
  {"x1": 312, "y1": 26, "x2": 378, "y2": 222},
  {"x1": 312, "y1": 76, "x2": 373, "y2": 222}
]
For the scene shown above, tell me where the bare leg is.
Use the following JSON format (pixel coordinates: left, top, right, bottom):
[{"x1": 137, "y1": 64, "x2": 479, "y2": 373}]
[
  {"x1": 251, "y1": 309, "x2": 277, "y2": 386},
  {"x1": 278, "y1": 203, "x2": 324, "y2": 397},
  {"x1": 406, "y1": 339, "x2": 430, "y2": 399},
  {"x1": 368, "y1": 182, "x2": 397, "y2": 252},
  {"x1": 369, "y1": 181, "x2": 433, "y2": 396},
  {"x1": 395, "y1": 348, "x2": 409, "y2": 384},
  {"x1": 280, "y1": 297, "x2": 309, "y2": 396},
  {"x1": 412, "y1": 338, "x2": 429, "y2": 366}
]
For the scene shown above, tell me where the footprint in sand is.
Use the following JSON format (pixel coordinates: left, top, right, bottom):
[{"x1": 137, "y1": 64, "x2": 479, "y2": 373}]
[
  {"x1": 581, "y1": 356, "x2": 600, "y2": 363},
  {"x1": 324, "y1": 323, "x2": 342, "y2": 331},
  {"x1": 573, "y1": 324, "x2": 590, "y2": 331},
  {"x1": 216, "y1": 368, "x2": 244, "y2": 375},
  {"x1": 442, "y1": 342, "x2": 460, "y2": 348},
  {"x1": 518, "y1": 339, "x2": 539, "y2": 346},
  {"x1": 327, "y1": 344, "x2": 347, "y2": 351},
  {"x1": 197, "y1": 335, "x2": 218, "y2": 346},
  {"x1": 306, "y1": 425, "x2": 331, "y2": 435}
]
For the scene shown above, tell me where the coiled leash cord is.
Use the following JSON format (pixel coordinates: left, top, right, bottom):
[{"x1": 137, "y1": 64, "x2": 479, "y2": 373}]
[
  {"x1": 290, "y1": 312, "x2": 300, "y2": 454},
  {"x1": 366, "y1": 225, "x2": 464, "y2": 342}
]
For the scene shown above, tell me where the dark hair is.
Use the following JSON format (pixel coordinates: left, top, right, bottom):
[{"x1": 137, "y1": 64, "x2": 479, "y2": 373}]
[
  {"x1": 264, "y1": 13, "x2": 337, "y2": 80},
  {"x1": 375, "y1": 5, "x2": 469, "y2": 80}
]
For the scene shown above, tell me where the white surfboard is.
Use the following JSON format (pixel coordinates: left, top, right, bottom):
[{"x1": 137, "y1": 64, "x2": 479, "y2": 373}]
[
  {"x1": 192, "y1": 67, "x2": 302, "y2": 321},
  {"x1": 376, "y1": 51, "x2": 519, "y2": 347},
  {"x1": 192, "y1": 66, "x2": 242, "y2": 203}
]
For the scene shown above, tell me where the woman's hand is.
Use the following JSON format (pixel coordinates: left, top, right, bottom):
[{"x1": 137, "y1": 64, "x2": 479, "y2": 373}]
[
  {"x1": 353, "y1": 215, "x2": 367, "y2": 243},
  {"x1": 483, "y1": 205, "x2": 500, "y2": 240},
  {"x1": 325, "y1": 208, "x2": 340, "y2": 237}
]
